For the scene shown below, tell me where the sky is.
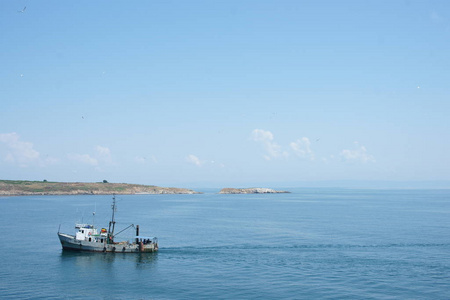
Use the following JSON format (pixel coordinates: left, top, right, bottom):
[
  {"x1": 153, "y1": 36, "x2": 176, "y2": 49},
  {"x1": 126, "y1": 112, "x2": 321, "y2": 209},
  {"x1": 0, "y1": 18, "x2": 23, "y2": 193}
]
[{"x1": 1, "y1": 1, "x2": 449, "y2": 188}]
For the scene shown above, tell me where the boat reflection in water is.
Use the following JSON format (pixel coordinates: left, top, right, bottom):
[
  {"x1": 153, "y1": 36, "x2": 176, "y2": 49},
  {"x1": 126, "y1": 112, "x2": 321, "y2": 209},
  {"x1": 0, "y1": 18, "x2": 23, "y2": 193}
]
[{"x1": 59, "y1": 250, "x2": 158, "y2": 268}]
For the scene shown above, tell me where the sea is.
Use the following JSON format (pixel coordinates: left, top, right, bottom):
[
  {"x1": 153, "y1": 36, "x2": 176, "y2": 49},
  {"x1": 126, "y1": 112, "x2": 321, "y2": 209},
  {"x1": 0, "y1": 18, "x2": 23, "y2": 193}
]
[{"x1": 0, "y1": 188, "x2": 449, "y2": 299}]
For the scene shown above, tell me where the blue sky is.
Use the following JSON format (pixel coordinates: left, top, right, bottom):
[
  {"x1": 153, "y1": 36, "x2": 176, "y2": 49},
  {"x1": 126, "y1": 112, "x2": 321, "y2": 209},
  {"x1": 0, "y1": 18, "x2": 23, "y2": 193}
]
[{"x1": 1, "y1": 1, "x2": 449, "y2": 188}]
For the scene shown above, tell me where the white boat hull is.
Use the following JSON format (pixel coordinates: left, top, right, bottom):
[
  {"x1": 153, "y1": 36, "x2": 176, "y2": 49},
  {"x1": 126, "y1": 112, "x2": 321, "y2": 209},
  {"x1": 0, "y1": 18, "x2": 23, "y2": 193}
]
[{"x1": 58, "y1": 233, "x2": 158, "y2": 253}]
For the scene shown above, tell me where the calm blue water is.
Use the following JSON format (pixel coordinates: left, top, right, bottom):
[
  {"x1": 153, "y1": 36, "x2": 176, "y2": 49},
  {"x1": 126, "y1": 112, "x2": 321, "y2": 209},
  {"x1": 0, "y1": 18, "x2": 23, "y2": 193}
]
[{"x1": 0, "y1": 188, "x2": 449, "y2": 299}]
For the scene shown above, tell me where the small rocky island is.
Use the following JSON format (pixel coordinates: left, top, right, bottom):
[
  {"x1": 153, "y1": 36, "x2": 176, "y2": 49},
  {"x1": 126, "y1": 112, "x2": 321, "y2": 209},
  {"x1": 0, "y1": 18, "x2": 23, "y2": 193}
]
[
  {"x1": 219, "y1": 188, "x2": 290, "y2": 194},
  {"x1": 0, "y1": 180, "x2": 200, "y2": 196}
]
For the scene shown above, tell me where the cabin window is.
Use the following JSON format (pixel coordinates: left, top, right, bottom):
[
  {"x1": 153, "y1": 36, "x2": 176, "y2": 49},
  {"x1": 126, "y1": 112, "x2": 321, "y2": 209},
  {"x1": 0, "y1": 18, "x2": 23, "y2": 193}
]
[
  {"x1": 89, "y1": 237, "x2": 91, "y2": 242},
  {"x1": 81, "y1": 230, "x2": 84, "y2": 233},
  {"x1": 101, "y1": 239, "x2": 103, "y2": 243}
]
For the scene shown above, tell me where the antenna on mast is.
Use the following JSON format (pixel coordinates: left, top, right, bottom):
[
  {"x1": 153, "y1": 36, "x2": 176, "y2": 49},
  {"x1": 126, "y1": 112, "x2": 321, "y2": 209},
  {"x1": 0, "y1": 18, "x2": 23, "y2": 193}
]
[{"x1": 92, "y1": 202, "x2": 96, "y2": 228}]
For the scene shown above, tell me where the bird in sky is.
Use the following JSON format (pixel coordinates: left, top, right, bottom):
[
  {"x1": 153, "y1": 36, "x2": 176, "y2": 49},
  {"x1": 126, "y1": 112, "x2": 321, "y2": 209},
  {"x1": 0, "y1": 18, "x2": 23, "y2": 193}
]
[{"x1": 18, "y1": 6, "x2": 26, "y2": 13}]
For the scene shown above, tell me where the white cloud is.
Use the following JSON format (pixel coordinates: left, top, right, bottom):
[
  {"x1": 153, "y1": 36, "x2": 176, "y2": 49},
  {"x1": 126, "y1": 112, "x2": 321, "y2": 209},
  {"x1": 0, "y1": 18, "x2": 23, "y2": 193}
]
[
  {"x1": 290, "y1": 137, "x2": 315, "y2": 160},
  {"x1": 251, "y1": 129, "x2": 288, "y2": 160},
  {"x1": 185, "y1": 155, "x2": 225, "y2": 168},
  {"x1": 67, "y1": 153, "x2": 98, "y2": 166},
  {"x1": 251, "y1": 130, "x2": 376, "y2": 165},
  {"x1": 251, "y1": 129, "x2": 274, "y2": 142},
  {"x1": 68, "y1": 145, "x2": 114, "y2": 167},
  {"x1": 95, "y1": 145, "x2": 112, "y2": 163},
  {"x1": 95, "y1": 145, "x2": 110, "y2": 157},
  {"x1": 186, "y1": 154, "x2": 203, "y2": 166},
  {"x1": 340, "y1": 142, "x2": 375, "y2": 163},
  {"x1": 0, "y1": 132, "x2": 40, "y2": 166}
]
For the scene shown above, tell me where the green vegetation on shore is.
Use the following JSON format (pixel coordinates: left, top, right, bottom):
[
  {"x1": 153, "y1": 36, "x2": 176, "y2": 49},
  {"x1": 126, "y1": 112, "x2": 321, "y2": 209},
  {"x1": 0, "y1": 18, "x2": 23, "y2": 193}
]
[{"x1": 0, "y1": 180, "x2": 199, "y2": 195}]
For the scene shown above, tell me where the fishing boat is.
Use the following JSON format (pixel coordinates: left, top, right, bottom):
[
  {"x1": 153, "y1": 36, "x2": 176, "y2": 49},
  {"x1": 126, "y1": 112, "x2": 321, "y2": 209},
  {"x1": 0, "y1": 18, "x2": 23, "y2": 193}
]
[{"x1": 57, "y1": 195, "x2": 158, "y2": 253}]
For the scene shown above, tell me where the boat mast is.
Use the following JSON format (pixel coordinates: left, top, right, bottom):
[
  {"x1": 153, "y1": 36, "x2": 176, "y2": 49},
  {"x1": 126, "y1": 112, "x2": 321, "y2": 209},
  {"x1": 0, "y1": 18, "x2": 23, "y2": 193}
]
[{"x1": 108, "y1": 195, "x2": 117, "y2": 240}]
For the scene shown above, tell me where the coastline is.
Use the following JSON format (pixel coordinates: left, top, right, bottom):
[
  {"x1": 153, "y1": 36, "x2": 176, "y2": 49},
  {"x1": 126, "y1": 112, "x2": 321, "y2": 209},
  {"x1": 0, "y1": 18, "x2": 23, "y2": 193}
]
[{"x1": 0, "y1": 180, "x2": 200, "y2": 196}]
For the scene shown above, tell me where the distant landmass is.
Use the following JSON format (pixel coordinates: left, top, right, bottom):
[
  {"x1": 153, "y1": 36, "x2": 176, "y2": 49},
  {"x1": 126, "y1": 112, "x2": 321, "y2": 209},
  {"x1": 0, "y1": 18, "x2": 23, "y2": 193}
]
[
  {"x1": 0, "y1": 180, "x2": 199, "y2": 195},
  {"x1": 219, "y1": 188, "x2": 290, "y2": 194}
]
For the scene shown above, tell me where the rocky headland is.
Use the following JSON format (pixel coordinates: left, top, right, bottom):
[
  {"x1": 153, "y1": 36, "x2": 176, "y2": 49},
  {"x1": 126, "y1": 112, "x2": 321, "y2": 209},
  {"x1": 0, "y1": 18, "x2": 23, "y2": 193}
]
[
  {"x1": 219, "y1": 188, "x2": 290, "y2": 194},
  {"x1": 0, "y1": 180, "x2": 200, "y2": 196}
]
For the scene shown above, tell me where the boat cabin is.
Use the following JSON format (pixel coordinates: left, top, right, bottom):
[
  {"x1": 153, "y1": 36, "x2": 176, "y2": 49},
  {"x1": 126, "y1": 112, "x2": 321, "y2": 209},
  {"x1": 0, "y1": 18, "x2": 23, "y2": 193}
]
[{"x1": 75, "y1": 224, "x2": 107, "y2": 242}]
